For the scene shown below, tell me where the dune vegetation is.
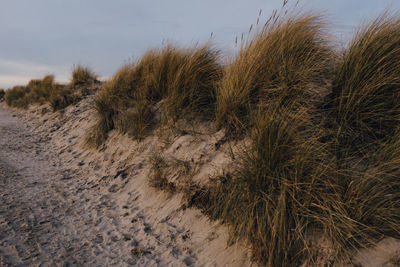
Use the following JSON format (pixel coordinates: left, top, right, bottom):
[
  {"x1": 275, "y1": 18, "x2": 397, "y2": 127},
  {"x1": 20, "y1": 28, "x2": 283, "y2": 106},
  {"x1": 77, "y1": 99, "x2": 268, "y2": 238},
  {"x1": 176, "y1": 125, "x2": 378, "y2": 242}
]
[
  {"x1": 4, "y1": 65, "x2": 98, "y2": 111},
  {"x1": 85, "y1": 44, "x2": 222, "y2": 148},
  {"x1": 0, "y1": 88, "x2": 5, "y2": 100},
  {"x1": 4, "y1": 8, "x2": 400, "y2": 267}
]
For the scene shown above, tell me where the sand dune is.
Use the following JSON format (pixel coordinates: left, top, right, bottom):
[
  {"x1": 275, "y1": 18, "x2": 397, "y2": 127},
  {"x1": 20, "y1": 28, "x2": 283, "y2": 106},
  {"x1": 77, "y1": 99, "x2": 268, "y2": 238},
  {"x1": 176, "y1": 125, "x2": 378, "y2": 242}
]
[
  {"x1": 0, "y1": 99, "x2": 251, "y2": 266},
  {"x1": 2, "y1": 96, "x2": 400, "y2": 266}
]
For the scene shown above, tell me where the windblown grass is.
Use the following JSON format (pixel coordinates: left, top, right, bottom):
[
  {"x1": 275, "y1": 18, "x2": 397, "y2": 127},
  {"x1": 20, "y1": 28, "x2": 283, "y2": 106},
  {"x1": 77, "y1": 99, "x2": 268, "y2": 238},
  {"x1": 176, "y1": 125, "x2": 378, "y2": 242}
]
[
  {"x1": 5, "y1": 75, "x2": 56, "y2": 108},
  {"x1": 327, "y1": 13, "x2": 400, "y2": 156},
  {"x1": 162, "y1": 45, "x2": 222, "y2": 122},
  {"x1": 202, "y1": 12, "x2": 400, "y2": 266},
  {"x1": 143, "y1": 11, "x2": 400, "y2": 266},
  {"x1": 4, "y1": 73, "x2": 85, "y2": 111},
  {"x1": 71, "y1": 65, "x2": 97, "y2": 87},
  {"x1": 86, "y1": 44, "x2": 222, "y2": 148},
  {"x1": 216, "y1": 13, "x2": 332, "y2": 135},
  {"x1": 49, "y1": 84, "x2": 79, "y2": 111},
  {"x1": 203, "y1": 107, "x2": 331, "y2": 266},
  {"x1": 5, "y1": 8, "x2": 400, "y2": 267},
  {"x1": 5, "y1": 85, "x2": 31, "y2": 108}
]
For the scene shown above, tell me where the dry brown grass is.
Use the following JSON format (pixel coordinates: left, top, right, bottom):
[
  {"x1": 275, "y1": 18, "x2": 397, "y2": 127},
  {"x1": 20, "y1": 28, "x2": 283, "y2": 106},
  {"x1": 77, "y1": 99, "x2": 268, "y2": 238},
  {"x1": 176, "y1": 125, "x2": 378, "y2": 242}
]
[
  {"x1": 4, "y1": 74, "x2": 86, "y2": 111},
  {"x1": 216, "y1": 13, "x2": 332, "y2": 135},
  {"x1": 86, "y1": 44, "x2": 222, "y2": 148},
  {"x1": 0, "y1": 89, "x2": 5, "y2": 100},
  {"x1": 327, "y1": 13, "x2": 400, "y2": 156},
  {"x1": 71, "y1": 65, "x2": 97, "y2": 87}
]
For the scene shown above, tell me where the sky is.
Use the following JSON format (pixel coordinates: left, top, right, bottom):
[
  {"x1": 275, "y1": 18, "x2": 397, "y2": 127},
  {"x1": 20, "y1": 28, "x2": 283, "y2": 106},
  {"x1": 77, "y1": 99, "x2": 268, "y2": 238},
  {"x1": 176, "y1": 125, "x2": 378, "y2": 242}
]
[{"x1": 0, "y1": 0, "x2": 399, "y2": 88}]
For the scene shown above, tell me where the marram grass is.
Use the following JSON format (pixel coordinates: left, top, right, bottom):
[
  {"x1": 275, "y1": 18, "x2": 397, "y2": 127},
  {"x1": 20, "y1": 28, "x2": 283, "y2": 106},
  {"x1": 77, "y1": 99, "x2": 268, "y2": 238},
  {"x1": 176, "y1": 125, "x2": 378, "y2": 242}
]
[{"x1": 216, "y1": 13, "x2": 332, "y2": 135}]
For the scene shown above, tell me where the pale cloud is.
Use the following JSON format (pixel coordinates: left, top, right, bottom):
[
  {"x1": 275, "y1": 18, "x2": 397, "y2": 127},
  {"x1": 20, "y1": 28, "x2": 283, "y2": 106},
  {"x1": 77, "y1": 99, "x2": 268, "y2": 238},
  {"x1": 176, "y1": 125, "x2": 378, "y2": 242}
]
[
  {"x1": 0, "y1": 58, "x2": 54, "y2": 75},
  {"x1": 0, "y1": 0, "x2": 399, "y2": 89},
  {"x1": 0, "y1": 75, "x2": 37, "y2": 88},
  {"x1": 0, "y1": 75, "x2": 69, "y2": 89},
  {"x1": 0, "y1": 58, "x2": 69, "y2": 88}
]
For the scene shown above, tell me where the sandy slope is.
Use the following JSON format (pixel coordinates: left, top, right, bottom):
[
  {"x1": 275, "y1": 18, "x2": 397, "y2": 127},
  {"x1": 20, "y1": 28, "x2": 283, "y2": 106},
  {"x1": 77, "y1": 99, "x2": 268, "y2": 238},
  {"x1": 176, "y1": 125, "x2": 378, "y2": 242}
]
[
  {"x1": 2, "y1": 96, "x2": 400, "y2": 267},
  {"x1": 0, "y1": 99, "x2": 251, "y2": 267}
]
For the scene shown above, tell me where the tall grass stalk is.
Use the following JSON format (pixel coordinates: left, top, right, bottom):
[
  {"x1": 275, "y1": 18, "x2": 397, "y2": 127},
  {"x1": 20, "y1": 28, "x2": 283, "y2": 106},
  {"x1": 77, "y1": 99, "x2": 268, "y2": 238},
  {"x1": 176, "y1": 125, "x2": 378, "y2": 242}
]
[
  {"x1": 328, "y1": 13, "x2": 400, "y2": 155},
  {"x1": 216, "y1": 13, "x2": 332, "y2": 135}
]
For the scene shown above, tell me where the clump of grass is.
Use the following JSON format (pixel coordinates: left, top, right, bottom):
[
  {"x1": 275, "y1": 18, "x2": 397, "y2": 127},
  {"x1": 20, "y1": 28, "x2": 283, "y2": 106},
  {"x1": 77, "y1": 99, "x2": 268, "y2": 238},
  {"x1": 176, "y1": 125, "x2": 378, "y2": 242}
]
[
  {"x1": 5, "y1": 85, "x2": 31, "y2": 108},
  {"x1": 319, "y1": 132, "x2": 400, "y2": 262},
  {"x1": 148, "y1": 153, "x2": 198, "y2": 198},
  {"x1": 204, "y1": 107, "x2": 329, "y2": 266},
  {"x1": 148, "y1": 154, "x2": 176, "y2": 192},
  {"x1": 25, "y1": 75, "x2": 55, "y2": 103},
  {"x1": 85, "y1": 64, "x2": 148, "y2": 148},
  {"x1": 49, "y1": 84, "x2": 79, "y2": 111},
  {"x1": 163, "y1": 45, "x2": 222, "y2": 122},
  {"x1": 216, "y1": 13, "x2": 332, "y2": 135},
  {"x1": 86, "y1": 44, "x2": 222, "y2": 148},
  {"x1": 71, "y1": 65, "x2": 97, "y2": 87},
  {"x1": 4, "y1": 74, "x2": 86, "y2": 111},
  {"x1": 328, "y1": 13, "x2": 400, "y2": 155},
  {"x1": 0, "y1": 89, "x2": 6, "y2": 101}
]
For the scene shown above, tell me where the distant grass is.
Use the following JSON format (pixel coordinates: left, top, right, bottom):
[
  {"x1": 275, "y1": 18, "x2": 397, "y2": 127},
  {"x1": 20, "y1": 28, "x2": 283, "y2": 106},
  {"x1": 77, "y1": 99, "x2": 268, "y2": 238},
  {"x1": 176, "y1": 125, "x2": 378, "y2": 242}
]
[
  {"x1": 216, "y1": 13, "x2": 332, "y2": 135},
  {"x1": 327, "y1": 13, "x2": 400, "y2": 156},
  {"x1": 4, "y1": 66, "x2": 97, "y2": 111},
  {"x1": 86, "y1": 44, "x2": 222, "y2": 148},
  {"x1": 49, "y1": 84, "x2": 80, "y2": 111},
  {"x1": 5, "y1": 85, "x2": 31, "y2": 108},
  {"x1": 71, "y1": 65, "x2": 98, "y2": 88},
  {"x1": 4, "y1": 75, "x2": 56, "y2": 109}
]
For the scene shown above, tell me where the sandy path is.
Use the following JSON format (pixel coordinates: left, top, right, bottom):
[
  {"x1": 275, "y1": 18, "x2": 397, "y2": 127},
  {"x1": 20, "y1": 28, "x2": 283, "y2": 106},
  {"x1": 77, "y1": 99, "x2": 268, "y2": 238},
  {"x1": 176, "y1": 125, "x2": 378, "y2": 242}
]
[
  {"x1": 0, "y1": 105, "x2": 135, "y2": 266},
  {"x1": 0, "y1": 101, "x2": 250, "y2": 267}
]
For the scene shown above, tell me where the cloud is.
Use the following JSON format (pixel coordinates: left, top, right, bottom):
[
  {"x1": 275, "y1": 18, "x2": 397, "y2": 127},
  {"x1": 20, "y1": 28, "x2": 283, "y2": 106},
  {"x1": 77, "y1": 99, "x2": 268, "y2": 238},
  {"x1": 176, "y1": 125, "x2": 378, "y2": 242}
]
[
  {"x1": 0, "y1": 58, "x2": 54, "y2": 75},
  {"x1": 0, "y1": 58, "x2": 69, "y2": 88}
]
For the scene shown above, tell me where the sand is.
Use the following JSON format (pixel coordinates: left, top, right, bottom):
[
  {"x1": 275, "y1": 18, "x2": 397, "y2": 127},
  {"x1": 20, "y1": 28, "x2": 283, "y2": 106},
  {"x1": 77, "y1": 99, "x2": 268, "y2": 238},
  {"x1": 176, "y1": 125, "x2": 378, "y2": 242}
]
[
  {"x1": 0, "y1": 99, "x2": 251, "y2": 266},
  {"x1": 1, "y1": 95, "x2": 400, "y2": 267}
]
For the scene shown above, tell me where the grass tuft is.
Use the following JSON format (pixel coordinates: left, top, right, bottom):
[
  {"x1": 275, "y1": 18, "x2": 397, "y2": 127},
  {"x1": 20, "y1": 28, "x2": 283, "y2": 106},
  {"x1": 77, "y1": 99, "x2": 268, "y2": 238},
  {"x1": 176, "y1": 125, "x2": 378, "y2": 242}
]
[
  {"x1": 4, "y1": 72, "x2": 91, "y2": 111},
  {"x1": 86, "y1": 44, "x2": 222, "y2": 147},
  {"x1": 204, "y1": 107, "x2": 329, "y2": 266},
  {"x1": 162, "y1": 45, "x2": 222, "y2": 122},
  {"x1": 328, "y1": 13, "x2": 400, "y2": 155},
  {"x1": 216, "y1": 13, "x2": 332, "y2": 135},
  {"x1": 71, "y1": 65, "x2": 97, "y2": 87},
  {"x1": 5, "y1": 85, "x2": 31, "y2": 108}
]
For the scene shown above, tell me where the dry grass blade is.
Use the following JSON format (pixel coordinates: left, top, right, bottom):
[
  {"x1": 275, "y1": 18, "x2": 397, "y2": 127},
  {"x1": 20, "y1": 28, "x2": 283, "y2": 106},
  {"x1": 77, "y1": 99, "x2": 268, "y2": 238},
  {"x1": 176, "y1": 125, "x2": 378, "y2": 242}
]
[
  {"x1": 328, "y1": 12, "x2": 400, "y2": 154},
  {"x1": 71, "y1": 65, "x2": 98, "y2": 87},
  {"x1": 216, "y1": 12, "x2": 332, "y2": 135},
  {"x1": 205, "y1": 107, "x2": 330, "y2": 266},
  {"x1": 86, "y1": 43, "x2": 222, "y2": 147}
]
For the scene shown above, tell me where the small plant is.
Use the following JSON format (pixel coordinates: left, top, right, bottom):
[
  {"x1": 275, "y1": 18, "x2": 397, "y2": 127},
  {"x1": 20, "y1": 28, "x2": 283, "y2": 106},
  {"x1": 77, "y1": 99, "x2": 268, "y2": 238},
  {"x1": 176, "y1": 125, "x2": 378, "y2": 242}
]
[
  {"x1": 148, "y1": 154, "x2": 196, "y2": 194},
  {"x1": 71, "y1": 65, "x2": 97, "y2": 87},
  {"x1": 49, "y1": 84, "x2": 79, "y2": 111},
  {"x1": 0, "y1": 89, "x2": 5, "y2": 100},
  {"x1": 4, "y1": 85, "x2": 31, "y2": 108},
  {"x1": 148, "y1": 154, "x2": 176, "y2": 192}
]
